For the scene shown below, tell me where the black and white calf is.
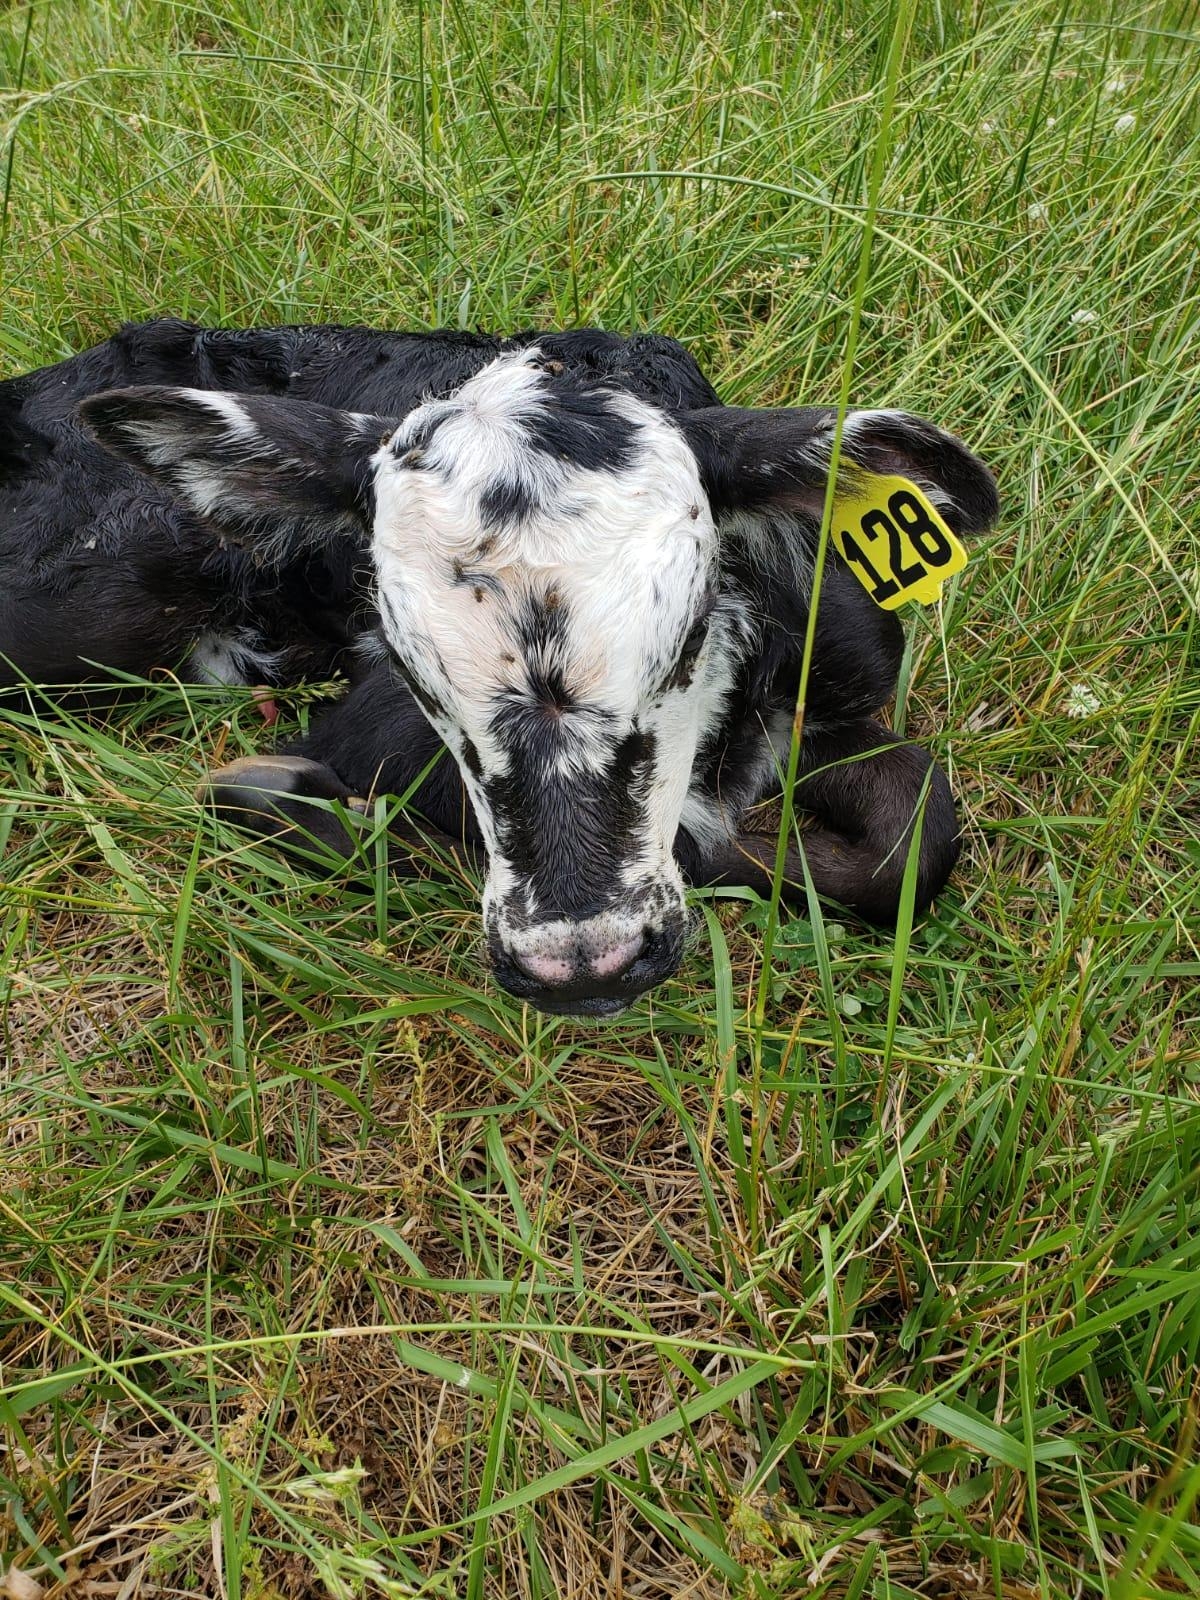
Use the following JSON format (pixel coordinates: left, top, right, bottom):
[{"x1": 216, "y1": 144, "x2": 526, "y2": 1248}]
[{"x1": 0, "y1": 320, "x2": 998, "y2": 1016}]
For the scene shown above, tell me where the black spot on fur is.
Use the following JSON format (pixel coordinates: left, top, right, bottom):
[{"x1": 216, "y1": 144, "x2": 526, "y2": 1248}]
[
  {"x1": 395, "y1": 408, "x2": 450, "y2": 456},
  {"x1": 490, "y1": 673, "x2": 586, "y2": 761},
  {"x1": 663, "y1": 597, "x2": 715, "y2": 691},
  {"x1": 520, "y1": 385, "x2": 640, "y2": 474},
  {"x1": 479, "y1": 474, "x2": 538, "y2": 529},
  {"x1": 459, "y1": 735, "x2": 482, "y2": 779},
  {"x1": 451, "y1": 560, "x2": 503, "y2": 601},
  {"x1": 664, "y1": 649, "x2": 699, "y2": 692},
  {"x1": 511, "y1": 664, "x2": 576, "y2": 720},
  {"x1": 516, "y1": 588, "x2": 570, "y2": 657},
  {"x1": 404, "y1": 674, "x2": 445, "y2": 722}
]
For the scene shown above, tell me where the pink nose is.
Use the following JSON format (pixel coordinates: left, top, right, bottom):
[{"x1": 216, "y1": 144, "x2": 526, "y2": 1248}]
[
  {"x1": 589, "y1": 934, "x2": 645, "y2": 979},
  {"x1": 513, "y1": 950, "x2": 573, "y2": 985},
  {"x1": 512, "y1": 934, "x2": 645, "y2": 989}
]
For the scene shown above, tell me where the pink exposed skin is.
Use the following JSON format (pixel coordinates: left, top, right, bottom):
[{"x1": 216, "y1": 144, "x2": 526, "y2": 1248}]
[
  {"x1": 253, "y1": 688, "x2": 279, "y2": 725},
  {"x1": 516, "y1": 951, "x2": 574, "y2": 985},
  {"x1": 590, "y1": 935, "x2": 644, "y2": 979},
  {"x1": 513, "y1": 937, "x2": 644, "y2": 987}
]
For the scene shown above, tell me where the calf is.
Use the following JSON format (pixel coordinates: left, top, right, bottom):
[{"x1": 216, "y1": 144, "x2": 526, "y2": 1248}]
[{"x1": 0, "y1": 320, "x2": 998, "y2": 1016}]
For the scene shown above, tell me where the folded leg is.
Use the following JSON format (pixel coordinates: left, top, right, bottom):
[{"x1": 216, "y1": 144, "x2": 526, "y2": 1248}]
[
  {"x1": 203, "y1": 753, "x2": 462, "y2": 874},
  {"x1": 203, "y1": 661, "x2": 475, "y2": 874},
  {"x1": 679, "y1": 719, "x2": 960, "y2": 925}
]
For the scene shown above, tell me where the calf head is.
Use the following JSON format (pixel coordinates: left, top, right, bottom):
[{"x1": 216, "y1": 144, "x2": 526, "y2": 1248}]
[{"x1": 84, "y1": 347, "x2": 997, "y2": 1015}]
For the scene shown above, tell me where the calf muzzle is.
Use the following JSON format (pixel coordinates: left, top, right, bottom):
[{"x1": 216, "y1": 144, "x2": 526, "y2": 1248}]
[{"x1": 489, "y1": 921, "x2": 685, "y2": 1017}]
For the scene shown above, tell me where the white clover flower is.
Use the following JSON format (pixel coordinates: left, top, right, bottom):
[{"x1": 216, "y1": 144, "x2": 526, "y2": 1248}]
[
  {"x1": 981, "y1": 120, "x2": 995, "y2": 135},
  {"x1": 1114, "y1": 113, "x2": 1137, "y2": 137},
  {"x1": 1070, "y1": 308, "x2": 1098, "y2": 326},
  {"x1": 1104, "y1": 74, "x2": 1128, "y2": 96},
  {"x1": 1027, "y1": 201, "x2": 1049, "y2": 222},
  {"x1": 1046, "y1": 116, "x2": 1057, "y2": 129},
  {"x1": 1065, "y1": 683, "x2": 1102, "y2": 719}
]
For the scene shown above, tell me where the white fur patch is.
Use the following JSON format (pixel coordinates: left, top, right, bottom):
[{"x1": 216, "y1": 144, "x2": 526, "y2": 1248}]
[
  {"x1": 369, "y1": 349, "x2": 724, "y2": 940},
  {"x1": 190, "y1": 628, "x2": 279, "y2": 687}
]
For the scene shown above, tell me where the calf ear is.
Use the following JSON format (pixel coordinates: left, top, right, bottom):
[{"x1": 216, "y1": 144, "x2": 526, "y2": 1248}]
[
  {"x1": 81, "y1": 386, "x2": 394, "y2": 556},
  {"x1": 681, "y1": 405, "x2": 999, "y2": 537}
]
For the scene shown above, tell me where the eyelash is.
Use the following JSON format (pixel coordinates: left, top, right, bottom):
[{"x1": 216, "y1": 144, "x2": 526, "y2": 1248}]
[
  {"x1": 680, "y1": 594, "x2": 717, "y2": 661},
  {"x1": 679, "y1": 617, "x2": 709, "y2": 664}
]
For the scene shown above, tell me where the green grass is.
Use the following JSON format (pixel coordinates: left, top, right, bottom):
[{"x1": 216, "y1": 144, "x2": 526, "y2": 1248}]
[{"x1": 2, "y1": 0, "x2": 1199, "y2": 1595}]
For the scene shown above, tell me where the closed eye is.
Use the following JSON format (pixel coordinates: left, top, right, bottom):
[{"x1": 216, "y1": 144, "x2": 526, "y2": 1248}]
[
  {"x1": 680, "y1": 591, "x2": 717, "y2": 661},
  {"x1": 380, "y1": 635, "x2": 416, "y2": 684},
  {"x1": 678, "y1": 616, "x2": 709, "y2": 666},
  {"x1": 662, "y1": 595, "x2": 715, "y2": 690},
  {"x1": 378, "y1": 635, "x2": 450, "y2": 720}
]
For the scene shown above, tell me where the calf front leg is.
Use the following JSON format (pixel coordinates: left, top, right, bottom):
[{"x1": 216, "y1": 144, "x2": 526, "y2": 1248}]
[
  {"x1": 203, "y1": 754, "x2": 462, "y2": 875},
  {"x1": 203, "y1": 664, "x2": 475, "y2": 875},
  {"x1": 684, "y1": 719, "x2": 961, "y2": 926}
]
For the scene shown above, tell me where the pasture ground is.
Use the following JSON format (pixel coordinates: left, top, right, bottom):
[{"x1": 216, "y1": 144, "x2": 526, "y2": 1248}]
[{"x1": 2, "y1": 1, "x2": 1199, "y2": 1595}]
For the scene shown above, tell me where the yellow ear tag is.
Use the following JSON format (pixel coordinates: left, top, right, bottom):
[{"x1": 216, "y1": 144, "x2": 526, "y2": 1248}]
[{"x1": 830, "y1": 473, "x2": 968, "y2": 610}]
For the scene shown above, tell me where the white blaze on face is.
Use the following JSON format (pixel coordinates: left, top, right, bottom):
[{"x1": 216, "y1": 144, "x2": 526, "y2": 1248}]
[{"x1": 367, "y1": 348, "x2": 729, "y2": 947}]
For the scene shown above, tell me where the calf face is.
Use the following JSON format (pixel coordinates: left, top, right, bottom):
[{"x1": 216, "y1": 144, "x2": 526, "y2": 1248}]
[
  {"x1": 83, "y1": 348, "x2": 997, "y2": 1015},
  {"x1": 368, "y1": 355, "x2": 732, "y2": 1013}
]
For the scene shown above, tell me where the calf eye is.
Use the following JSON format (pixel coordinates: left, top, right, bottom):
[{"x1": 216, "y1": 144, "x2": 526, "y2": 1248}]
[
  {"x1": 662, "y1": 596, "x2": 716, "y2": 690},
  {"x1": 679, "y1": 617, "x2": 709, "y2": 666},
  {"x1": 661, "y1": 619, "x2": 710, "y2": 692}
]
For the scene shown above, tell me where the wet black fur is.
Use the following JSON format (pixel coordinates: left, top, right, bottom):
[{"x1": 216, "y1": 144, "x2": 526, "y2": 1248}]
[{"x1": 1, "y1": 318, "x2": 999, "y2": 937}]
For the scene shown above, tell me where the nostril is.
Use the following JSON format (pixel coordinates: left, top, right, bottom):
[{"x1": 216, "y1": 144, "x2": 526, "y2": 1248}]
[
  {"x1": 590, "y1": 933, "x2": 645, "y2": 980},
  {"x1": 512, "y1": 949, "x2": 574, "y2": 986}
]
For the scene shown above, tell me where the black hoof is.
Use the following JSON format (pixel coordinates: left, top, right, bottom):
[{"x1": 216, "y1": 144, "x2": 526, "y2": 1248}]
[{"x1": 203, "y1": 754, "x2": 367, "y2": 858}]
